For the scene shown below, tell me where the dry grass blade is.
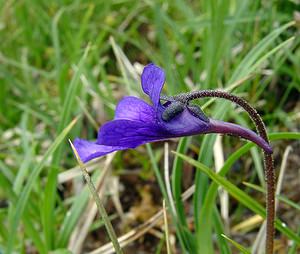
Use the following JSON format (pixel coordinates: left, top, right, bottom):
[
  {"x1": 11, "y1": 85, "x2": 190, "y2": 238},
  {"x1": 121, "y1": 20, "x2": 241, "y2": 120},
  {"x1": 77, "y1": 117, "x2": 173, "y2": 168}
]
[
  {"x1": 275, "y1": 146, "x2": 292, "y2": 208},
  {"x1": 58, "y1": 158, "x2": 102, "y2": 183},
  {"x1": 109, "y1": 36, "x2": 140, "y2": 95},
  {"x1": 76, "y1": 96, "x2": 99, "y2": 131},
  {"x1": 164, "y1": 142, "x2": 176, "y2": 215},
  {"x1": 68, "y1": 154, "x2": 115, "y2": 254},
  {"x1": 213, "y1": 135, "x2": 229, "y2": 229},
  {"x1": 163, "y1": 200, "x2": 172, "y2": 254},
  {"x1": 88, "y1": 182, "x2": 197, "y2": 254},
  {"x1": 109, "y1": 176, "x2": 125, "y2": 222},
  {"x1": 88, "y1": 210, "x2": 164, "y2": 254},
  {"x1": 232, "y1": 215, "x2": 264, "y2": 233},
  {"x1": 69, "y1": 141, "x2": 123, "y2": 254}
]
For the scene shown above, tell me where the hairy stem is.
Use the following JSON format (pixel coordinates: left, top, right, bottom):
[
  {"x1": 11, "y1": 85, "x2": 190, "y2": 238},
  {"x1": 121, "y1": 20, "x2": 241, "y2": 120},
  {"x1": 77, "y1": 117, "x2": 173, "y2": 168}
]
[{"x1": 175, "y1": 90, "x2": 275, "y2": 254}]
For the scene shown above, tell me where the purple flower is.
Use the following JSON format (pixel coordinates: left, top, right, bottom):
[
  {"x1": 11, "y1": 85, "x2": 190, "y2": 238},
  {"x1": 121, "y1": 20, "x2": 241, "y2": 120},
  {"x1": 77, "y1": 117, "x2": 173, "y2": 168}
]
[{"x1": 74, "y1": 63, "x2": 272, "y2": 163}]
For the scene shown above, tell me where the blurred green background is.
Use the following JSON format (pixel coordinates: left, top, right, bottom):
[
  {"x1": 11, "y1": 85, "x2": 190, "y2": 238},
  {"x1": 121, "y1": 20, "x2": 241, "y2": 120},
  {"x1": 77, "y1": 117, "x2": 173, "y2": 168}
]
[{"x1": 0, "y1": 0, "x2": 299, "y2": 253}]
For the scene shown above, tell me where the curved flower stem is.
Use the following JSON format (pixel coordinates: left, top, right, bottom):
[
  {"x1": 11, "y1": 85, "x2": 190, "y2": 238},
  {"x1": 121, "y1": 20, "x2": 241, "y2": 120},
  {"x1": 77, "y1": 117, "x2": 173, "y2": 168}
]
[{"x1": 175, "y1": 90, "x2": 275, "y2": 254}]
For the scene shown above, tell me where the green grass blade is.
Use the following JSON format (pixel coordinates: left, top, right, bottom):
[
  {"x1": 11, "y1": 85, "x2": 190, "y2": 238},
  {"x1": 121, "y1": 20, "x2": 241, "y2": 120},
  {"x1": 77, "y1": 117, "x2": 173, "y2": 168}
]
[
  {"x1": 288, "y1": 226, "x2": 300, "y2": 254},
  {"x1": 173, "y1": 149, "x2": 300, "y2": 246},
  {"x1": 171, "y1": 138, "x2": 190, "y2": 226},
  {"x1": 0, "y1": 170, "x2": 46, "y2": 253},
  {"x1": 41, "y1": 46, "x2": 89, "y2": 249},
  {"x1": 195, "y1": 132, "x2": 300, "y2": 253},
  {"x1": 229, "y1": 21, "x2": 295, "y2": 83},
  {"x1": 194, "y1": 22, "x2": 297, "y2": 246},
  {"x1": 6, "y1": 118, "x2": 77, "y2": 254},
  {"x1": 243, "y1": 182, "x2": 300, "y2": 212},
  {"x1": 171, "y1": 137, "x2": 196, "y2": 253},
  {"x1": 213, "y1": 207, "x2": 231, "y2": 254},
  {"x1": 56, "y1": 184, "x2": 90, "y2": 247},
  {"x1": 221, "y1": 234, "x2": 250, "y2": 254}
]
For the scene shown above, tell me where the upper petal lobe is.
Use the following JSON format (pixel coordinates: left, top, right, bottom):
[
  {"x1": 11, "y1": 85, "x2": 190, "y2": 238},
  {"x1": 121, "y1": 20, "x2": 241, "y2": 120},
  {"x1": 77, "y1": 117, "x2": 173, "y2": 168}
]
[
  {"x1": 114, "y1": 96, "x2": 156, "y2": 123},
  {"x1": 141, "y1": 63, "x2": 165, "y2": 108}
]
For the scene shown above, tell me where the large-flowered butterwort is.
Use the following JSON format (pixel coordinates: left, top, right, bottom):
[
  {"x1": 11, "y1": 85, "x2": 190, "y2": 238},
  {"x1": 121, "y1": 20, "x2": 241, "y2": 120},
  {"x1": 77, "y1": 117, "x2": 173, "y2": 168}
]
[{"x1": 74, "y1": 63, "x2": 272, "y2": 162}]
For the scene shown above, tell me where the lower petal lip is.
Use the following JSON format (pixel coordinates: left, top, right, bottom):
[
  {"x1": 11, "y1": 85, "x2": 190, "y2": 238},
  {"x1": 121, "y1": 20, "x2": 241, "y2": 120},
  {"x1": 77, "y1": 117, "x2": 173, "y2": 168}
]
[{"x1": 73, "y1": 138, "x2": 128, "y2": 163}]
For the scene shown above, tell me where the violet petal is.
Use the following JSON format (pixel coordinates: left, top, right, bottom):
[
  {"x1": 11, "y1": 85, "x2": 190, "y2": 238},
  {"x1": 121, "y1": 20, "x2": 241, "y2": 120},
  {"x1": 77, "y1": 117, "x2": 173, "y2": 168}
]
[
  {"x1": 141, "y1": 63, "x2": 165, "y2": 108},
  {"x1": 97, "y1": 119, "x2": 170, "y2": 147},
  {"x1": 114, "y1": 96, "x2": 156, "y2": 123},
  {"x1": 157, "y1": 107, "x2": 211, "y2": 136},
  {"x1": 73, "y1": 138, "x2": 127, "y2": 163}
]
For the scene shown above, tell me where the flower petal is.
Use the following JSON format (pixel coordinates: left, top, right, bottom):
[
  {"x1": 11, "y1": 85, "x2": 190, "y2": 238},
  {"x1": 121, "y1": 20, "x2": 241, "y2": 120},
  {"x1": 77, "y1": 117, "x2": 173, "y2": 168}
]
[
  {"x1": 158, "y1": 107, "x2": 211, "y2": 136},
  {"x1": 114, "y1": 96, "x2": 156, "y2": 123},
  {"x1": 73, "y1": 138, "x2": 127, "y2": 163},
  {"x1": 97, "y1": 119, "x2": 170, "y2": 147},
  {"x1": 141, "y1": 63, "x2": 165, "y2": 108}
]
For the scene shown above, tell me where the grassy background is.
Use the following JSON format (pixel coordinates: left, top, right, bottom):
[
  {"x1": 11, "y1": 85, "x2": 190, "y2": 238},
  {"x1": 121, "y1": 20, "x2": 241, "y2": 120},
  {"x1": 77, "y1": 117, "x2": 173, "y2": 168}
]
[{"x1": 0, "y1": 0, "x2": 299, "y2": 253}]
